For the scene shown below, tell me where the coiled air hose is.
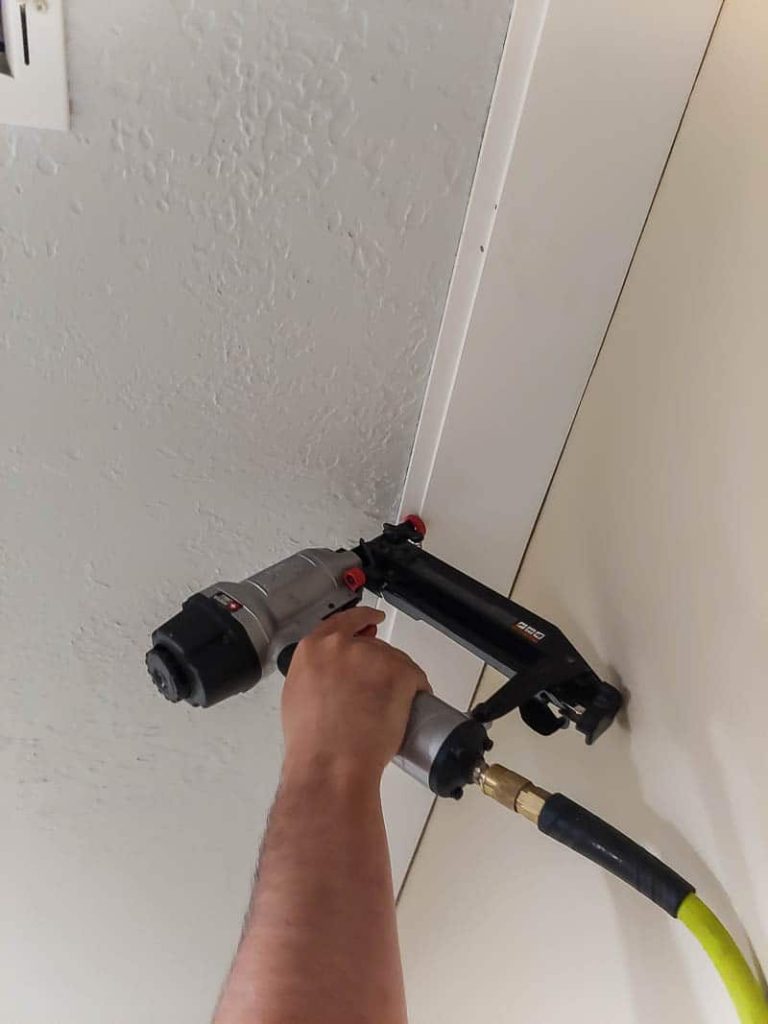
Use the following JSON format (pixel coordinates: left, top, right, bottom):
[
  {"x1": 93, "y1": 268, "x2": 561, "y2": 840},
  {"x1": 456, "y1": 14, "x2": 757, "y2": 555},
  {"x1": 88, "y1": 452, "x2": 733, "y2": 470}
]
[{"x1": 477, "y1": 764, "x2": 768, "y2": 1024}]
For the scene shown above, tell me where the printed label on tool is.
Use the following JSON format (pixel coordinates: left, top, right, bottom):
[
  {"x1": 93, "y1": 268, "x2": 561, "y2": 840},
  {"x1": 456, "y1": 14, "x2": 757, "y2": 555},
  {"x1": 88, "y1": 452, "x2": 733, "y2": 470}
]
[{"x1": 513, "y1": 620, "x2": 546, "y2": 642}]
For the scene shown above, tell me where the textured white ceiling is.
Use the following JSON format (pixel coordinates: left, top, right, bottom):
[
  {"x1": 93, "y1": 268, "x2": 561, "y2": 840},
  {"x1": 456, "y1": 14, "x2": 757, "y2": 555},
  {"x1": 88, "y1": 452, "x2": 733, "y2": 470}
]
[{"x1": 0, "y1": 1, "x2": 510, "y2": 1020}]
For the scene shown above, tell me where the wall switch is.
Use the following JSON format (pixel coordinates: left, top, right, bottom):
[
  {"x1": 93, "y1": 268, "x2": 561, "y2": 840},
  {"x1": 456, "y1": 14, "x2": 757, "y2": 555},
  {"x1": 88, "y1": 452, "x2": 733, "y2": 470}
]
[{"x1": 0, "y1": 0, "x2": 69, "y2": 130}]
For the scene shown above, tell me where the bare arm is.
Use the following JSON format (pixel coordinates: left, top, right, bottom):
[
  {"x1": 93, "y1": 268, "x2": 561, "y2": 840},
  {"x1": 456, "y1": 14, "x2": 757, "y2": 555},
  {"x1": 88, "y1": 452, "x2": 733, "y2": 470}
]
[{"x1": 213, "y1": 606, "x2": 428, "y2": 1024}]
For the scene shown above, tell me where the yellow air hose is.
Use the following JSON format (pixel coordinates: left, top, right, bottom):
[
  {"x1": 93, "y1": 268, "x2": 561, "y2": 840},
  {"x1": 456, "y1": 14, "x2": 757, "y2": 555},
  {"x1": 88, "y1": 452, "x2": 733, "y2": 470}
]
[
  {"x1": 477, "y1": 764, "x2": 768, "y2": 1023},
  {"x1": 677, "y1": 894, "x2": 768, "y2": 1024}
]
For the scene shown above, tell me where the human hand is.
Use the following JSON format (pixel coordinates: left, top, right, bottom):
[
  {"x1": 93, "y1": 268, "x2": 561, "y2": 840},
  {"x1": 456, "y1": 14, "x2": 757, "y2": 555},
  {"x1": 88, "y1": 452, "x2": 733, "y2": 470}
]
[{"x1": 281, "y1": 606, "x2": 430, "y2": 784}]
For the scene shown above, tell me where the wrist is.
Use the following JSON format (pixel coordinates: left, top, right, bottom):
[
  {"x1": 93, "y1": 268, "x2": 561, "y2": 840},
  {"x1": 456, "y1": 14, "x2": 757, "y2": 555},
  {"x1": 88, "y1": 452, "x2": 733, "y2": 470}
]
[{"x1": 281, "y1": 750, "x2": 383, "y2": 802}]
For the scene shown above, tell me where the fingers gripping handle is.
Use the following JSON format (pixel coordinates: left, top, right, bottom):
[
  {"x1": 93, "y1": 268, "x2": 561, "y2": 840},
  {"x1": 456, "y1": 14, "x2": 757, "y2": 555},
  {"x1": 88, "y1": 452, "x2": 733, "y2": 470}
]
[
  {"x1": 279, "y1": 634, "x2": 487, "y2": 796},
  {"x1": 278, "y1": 648, "x2": 488, "y2": 796},
  {"x1": 277, "y1": 637, "x2": 488, "y2": 797}
]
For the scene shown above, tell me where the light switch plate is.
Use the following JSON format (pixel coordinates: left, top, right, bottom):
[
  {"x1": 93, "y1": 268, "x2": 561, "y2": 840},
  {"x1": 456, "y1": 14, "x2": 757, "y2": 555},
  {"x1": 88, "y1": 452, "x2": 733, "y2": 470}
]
[{"x1": 0, "y1": 0, "x2": 69, "y2": 130}]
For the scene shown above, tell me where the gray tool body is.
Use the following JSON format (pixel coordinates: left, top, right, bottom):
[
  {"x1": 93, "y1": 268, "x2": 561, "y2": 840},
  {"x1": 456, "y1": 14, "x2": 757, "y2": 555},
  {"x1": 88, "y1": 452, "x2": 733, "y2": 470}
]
[
  {"x1": 147, "y1": 546, "x2": 484, "y2": 798},
  {"x1": 203, "y1": 548, "x2": 362, "y2": 676}
]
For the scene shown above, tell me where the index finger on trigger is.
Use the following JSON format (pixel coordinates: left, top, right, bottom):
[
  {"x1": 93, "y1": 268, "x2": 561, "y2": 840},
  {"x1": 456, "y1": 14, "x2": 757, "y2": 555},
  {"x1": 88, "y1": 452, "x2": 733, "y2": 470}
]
[{"x1": 313, "y1": 605, "x2": 386, "y2": 638}]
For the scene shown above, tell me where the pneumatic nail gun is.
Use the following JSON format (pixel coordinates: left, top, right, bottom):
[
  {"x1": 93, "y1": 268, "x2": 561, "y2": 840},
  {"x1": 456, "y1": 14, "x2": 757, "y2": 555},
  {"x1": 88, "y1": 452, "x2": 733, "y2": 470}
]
[{"x1": 146, "y1": 518, "x2": 621, "y2": 798}]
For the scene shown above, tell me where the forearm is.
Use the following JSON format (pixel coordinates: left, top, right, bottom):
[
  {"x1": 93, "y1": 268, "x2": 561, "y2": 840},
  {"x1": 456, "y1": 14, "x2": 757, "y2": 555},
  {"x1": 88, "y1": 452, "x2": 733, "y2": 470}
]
[{"x1": 213, "y1": 756, "x2": 407, "y2": 1024}]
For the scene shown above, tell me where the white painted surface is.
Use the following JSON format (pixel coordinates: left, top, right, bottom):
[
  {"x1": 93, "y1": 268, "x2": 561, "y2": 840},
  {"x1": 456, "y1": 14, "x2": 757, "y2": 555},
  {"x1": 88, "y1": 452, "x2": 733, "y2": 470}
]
[
  {"x1": 399, "y1": 1, "x2": 768, "y2": 1020},
  {"x1": 0, "y1": 3, "x2": 512, "y2": 1021},
  {"x1": 0, "y1": 0, "x2": 70, "y2": 130},
  {"x1": 383, "y1": 0, "x2": 721, "y2": 889}
]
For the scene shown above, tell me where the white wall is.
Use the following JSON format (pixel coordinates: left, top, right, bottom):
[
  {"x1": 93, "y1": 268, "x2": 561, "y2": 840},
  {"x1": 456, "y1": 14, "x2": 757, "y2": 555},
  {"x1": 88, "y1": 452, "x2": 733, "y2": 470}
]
[
  {"x1": 381, "y1": 0, "x2": 720, "y2": 890},
  {"x1": 0, "y1": 2, "x2": 511, "y2": 1021},
  {"x1": 398, "y1": 0, "x2": 768, "y2": 1020}
]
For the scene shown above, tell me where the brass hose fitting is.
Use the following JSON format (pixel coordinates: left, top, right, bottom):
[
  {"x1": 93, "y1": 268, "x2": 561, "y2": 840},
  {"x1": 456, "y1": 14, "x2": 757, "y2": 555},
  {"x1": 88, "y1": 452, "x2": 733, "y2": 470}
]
[{"x1": 475, "y1": 762, "x2": 551, "y2": 823}]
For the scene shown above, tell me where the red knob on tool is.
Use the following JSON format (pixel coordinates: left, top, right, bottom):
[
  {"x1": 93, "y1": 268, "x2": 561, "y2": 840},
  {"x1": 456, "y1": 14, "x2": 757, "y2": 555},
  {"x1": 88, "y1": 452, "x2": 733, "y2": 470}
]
[
  {"x1": 342, "y1": 567, "x2": 367, "y2": 591},
  {"x1": 403, "y1": 514, "x2": 427, "y2": 537}
]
